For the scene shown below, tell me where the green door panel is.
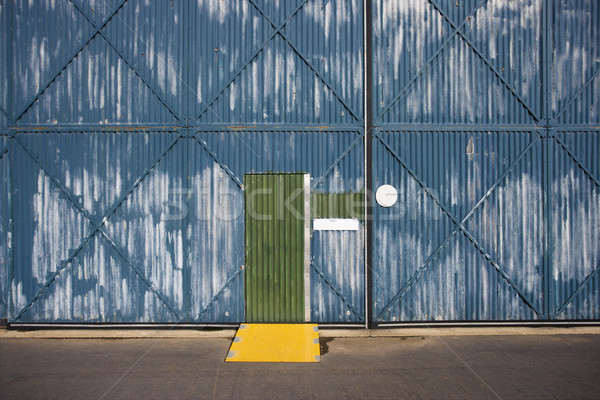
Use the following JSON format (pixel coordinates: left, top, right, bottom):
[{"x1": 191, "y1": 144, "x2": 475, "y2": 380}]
[{"x1": 244, "y1": 173, "x2": 307, "y2": 322}]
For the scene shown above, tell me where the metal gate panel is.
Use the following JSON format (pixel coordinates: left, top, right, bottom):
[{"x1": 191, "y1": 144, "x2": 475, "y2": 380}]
[
  {"x1": 372, "y1": 0, "x2": 548, "y2": 322},
  {"x1": 548, "y1": 0, "x2": 600, "y2": 319},
  {"x1": 380, "y1": 36, "x2": 538, "y2": 125},
  {"x1": 551, "y1": 1, "x2": 599, "y2": 126},
  {"x1": 444, "y1": 0, "x2": 544, "y2": 119},
  {"x1": 17, "y1": 34, "x2": 179, "y2": 125},
  {"x1": 9, "y1": 0, "x2": 95, "y2": 119},
  {"x1": 189, "y1": 0, "x2": 274, "y2": 120},
  {"x1": 373, "y1": 0, "x2": 542, "y2": 125},
  {"x1": 193, "y1": 130, "x2": 365, "y2": 323},
  {"x1": 550, "y1": 130, "x2": 600, "y2": 319},
  {"x1": 100, "y1": 0, "x2": 187, "y2": 120},
  {"x1": 17, "y1": 232, "x2": 178, "y2": 322},
  {"x1": 282, "y1": 0, "x2": 365, "y2": 120},
  {"x1": 373, "y1": 130, "x2": 545, "y2": 321},
  {"x1": 101, "y1": 138, "x2": 186, "y2": 321},
  {"x1": 10, "y1": 140, "x2": 93, "y2": 321},
  {"x1": 192, "y1": 0, "x2": 362, "y2": 125},
  {"x1": 1, "y1": 6, "x2": 10, "y2": 320},
  {"x1": 11, "y1": 132, "x2": 183, "y2": 322},
  {"x1": 187, "y1": 139, "x2": 245, "y2": 323},
  {"x1": 197, "y1": 35, "x2": 356, "y2": 125}
]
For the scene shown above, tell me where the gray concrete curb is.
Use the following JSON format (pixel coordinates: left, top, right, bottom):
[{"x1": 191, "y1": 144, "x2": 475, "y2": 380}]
[{"x1": 1, "y1": 326, "x2": 599, "y2": 339}]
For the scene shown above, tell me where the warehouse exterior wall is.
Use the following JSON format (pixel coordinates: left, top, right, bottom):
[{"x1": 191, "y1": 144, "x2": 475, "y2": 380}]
[
  {"x1": 372, "y1": 0, "x2": 599, "y2": 323},
  {"x1": 0, "y1": 0, "x2": 597, "y2": 325}
]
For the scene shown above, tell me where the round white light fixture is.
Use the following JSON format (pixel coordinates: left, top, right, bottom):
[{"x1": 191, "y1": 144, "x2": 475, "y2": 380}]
[{"x1": 375, "y1": 184, "x2": 398, "y2": 207}]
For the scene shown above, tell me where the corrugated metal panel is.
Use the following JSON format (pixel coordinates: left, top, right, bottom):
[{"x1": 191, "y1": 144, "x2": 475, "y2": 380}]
[
  {"x1": 552, "y1": 0, "x2": 600, "y2": 125},
  {"x1": 372, "y1": 0, "x2": 599, "y2": 323},
  {"x1": 282, "y1": 0, "x2": 364, "y2": 121},
  {"x1": 373, "y1": 0, "x2": 541, "y2": 125},
  {"x1": 4, "y1": 0, "x2": 598, "y2": 325},
  {"x1": 310, "y1": 191, "x2": 364, "y2": 219},
  {"x1": 311, "y1": 228, "x2": 364, "y2": 322},
  {"x1": 192, "y1": 0, "x2": 362, "y2": 124},
  {"x1": 188, "y1": 137, "x2": 245, "y2": 323},
  {"x1": 190, "y1": 0, "x2": 273, "y2": 121},
  {"x1": 17, "y1": 32, "x2": 178, "y2": 125},
  {"x1": 196, "y1": 34, "x2": 356, "y2": 124},
  {"x1": 10, "y1": 0, "x2": 94, "y2": 120},
  {"x1": 195, "y1": 130, "x2": 363, "y2": 182},
  {"x1": 372, "y1": 130, "x2": 544, "y2": 321},
  {"x1": 0, "y1": 0, "x2": 9, "y2": 320},
  {"x1": 245, "y1": 173, "x2": 306, "y2": 322},
  {"x1": 11, "y1": 131, "x2": 183, "y2": 322},
  {"x1": 102, "y1": 0, "x2": 186, "y2": 121},
  {"x1": 188, "y1": 131, "x2": 364, "y2": 323},
  {"x1": 550, "y1": 130, "x2": 600, "y2": 319}
]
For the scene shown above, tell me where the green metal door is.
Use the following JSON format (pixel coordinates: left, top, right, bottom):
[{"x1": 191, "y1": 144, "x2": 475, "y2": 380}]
[{"x1": 244, "y1": 173, "x2": 310, "y2": 322}]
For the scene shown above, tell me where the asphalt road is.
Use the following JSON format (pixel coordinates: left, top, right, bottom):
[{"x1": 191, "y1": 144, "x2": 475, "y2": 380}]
[{"x1": 1, "y1": 334, "x2": 599, "y2": 399}]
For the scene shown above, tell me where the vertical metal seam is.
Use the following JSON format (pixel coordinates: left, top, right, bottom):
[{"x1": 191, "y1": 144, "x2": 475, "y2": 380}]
[
  {"x1": 364, "y1": 0, "x2": 373, "y2": 328},
  {"x1": 543, "y1": 0, "x2": 552, "y2": 319},
  {"x1": 183, "y1": 0, "x2": 191, "y2": 322},
  {"x1": 304, "y1": 173, "x2": 311, "y2": 322}
]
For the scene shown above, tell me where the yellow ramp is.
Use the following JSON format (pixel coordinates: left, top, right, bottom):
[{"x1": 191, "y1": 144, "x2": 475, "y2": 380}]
[{"x1": 225, "y1": 324, "x2": 320, "y2": 362}]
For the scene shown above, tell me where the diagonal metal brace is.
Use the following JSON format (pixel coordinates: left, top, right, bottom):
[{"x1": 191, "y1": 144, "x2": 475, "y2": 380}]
[
  {"x1": 556, "y1": 260, "x2": 600, "y2": 316},
  {"x1": 375, "y1": 0, "x2": 489, "y2": 123},
  {"x1": 13, "y1": 135, "x2": 182, "y2": 321},
  {"x1": 69, "y1": 0, "x2": 182, "y2": 122},
  {"x1": 374, "y1": 132, "x2": 544, "y2": 319},
  {"x1": 14, "y1": 0, "x2": 130, "y2": 123},
  {"x1": 248, "y1": 0, "x2": 362, "y2": 123},
  {"x1": 97, "y1": 229, "x2": 183, "y2": 320},
  {"x1": 311, "y1": 134, "x2": 363, "y2": 190},
  {"x1": 552, "y1": 133, "x2": 600, "y2": 189},
  {"x1": 428, "y1": 0, "x2": 540, "y2": 122},
  {"x1": 311, "y1": 260, "x2": 363, "y2": 320},
  {"x1": 192, "y1": 134, "x2": 243, "y2": 189},
  {"x1": 196, "y1": 267, "x2": 243, "y2": 319},
  {"x1": 552, "y1": 65, "x2": 600, "y2": 123},
  {"x1": 196, "y1": 0, "x2": 310, "y2": 121}
]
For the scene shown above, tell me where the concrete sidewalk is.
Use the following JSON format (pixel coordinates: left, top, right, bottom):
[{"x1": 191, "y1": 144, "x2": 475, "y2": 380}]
[
  {"x1": 1, "y1": 325, "x2": 599, "y2": 339},
  {"x1": 1, "y1": 334, "x2": 599, "y2": 399}
]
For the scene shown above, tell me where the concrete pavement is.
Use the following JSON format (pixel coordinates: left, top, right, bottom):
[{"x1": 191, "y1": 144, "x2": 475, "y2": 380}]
[
  {"x1": 1, "y1": 325, "x2": 599, "y2": 339},
  {"x1": 1, "y1": 332, "x2": 599, "y2": 399}
]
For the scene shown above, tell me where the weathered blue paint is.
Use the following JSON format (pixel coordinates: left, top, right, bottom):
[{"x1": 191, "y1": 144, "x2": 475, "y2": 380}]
[
  {"x1": 372, "y1": 0, "x2": 599, "y2": 322},
  {"x1": 1, "y1": 0, "x2": 365, "y2": 323},
  {"x1": 0, "y1": 0, "x2": 598, "y2": 324}
]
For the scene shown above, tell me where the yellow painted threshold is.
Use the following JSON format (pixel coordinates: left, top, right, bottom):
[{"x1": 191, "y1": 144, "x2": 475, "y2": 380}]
[{"x1": 225, "y1": 323, "x2": 320, "y2": 362}]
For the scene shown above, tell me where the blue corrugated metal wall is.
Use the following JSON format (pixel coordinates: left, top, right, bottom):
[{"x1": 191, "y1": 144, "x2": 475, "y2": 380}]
[
  {"x1": 372, "y1": 0, "x2": 599, "y2": 322},
  {"x1": 0, "y1": 0, "x2": 597, "y2": 324},
  {"x1": 1, "y1": 0, "x2": 364, "y2": 323}
]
